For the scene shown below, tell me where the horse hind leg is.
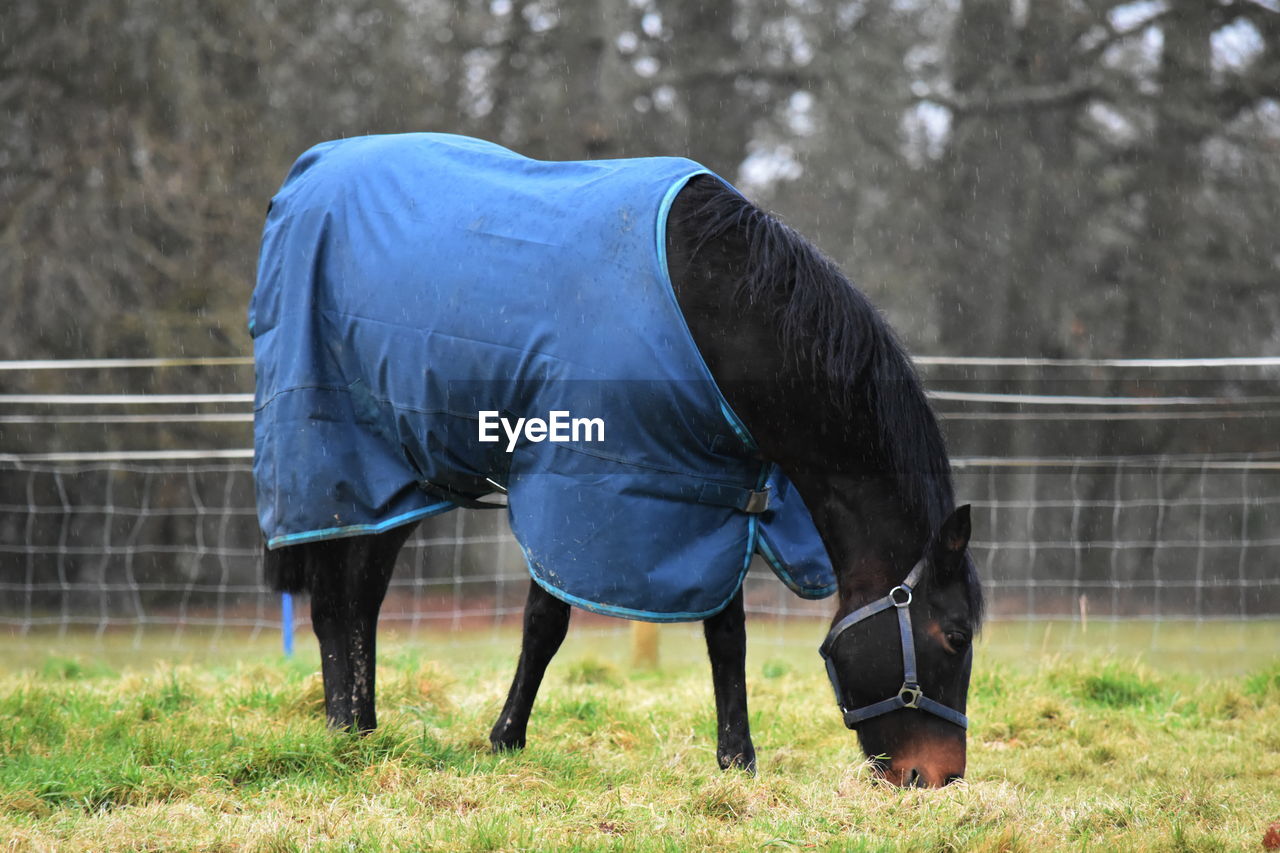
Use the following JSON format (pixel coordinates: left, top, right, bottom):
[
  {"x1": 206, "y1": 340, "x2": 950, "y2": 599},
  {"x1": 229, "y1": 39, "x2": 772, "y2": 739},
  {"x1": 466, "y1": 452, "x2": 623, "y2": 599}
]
[
  {"x1": 490, "y1": 580, "x2": 571, "y2": 752},
  {"x1": 703, "y1": 588, "x2": 756, "y2": 773},
  {"x1": 266, "y1": 524, "x2": 415, "y2": 732}
]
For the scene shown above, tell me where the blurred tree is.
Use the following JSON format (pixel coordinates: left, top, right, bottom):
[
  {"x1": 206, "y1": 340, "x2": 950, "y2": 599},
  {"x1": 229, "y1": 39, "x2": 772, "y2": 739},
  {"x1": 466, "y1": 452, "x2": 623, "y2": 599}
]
[
  {"x1": 1, "y1": 0, "x2": 1277, "y2": 371},
  {"x1": 0, "y1": 0, "x2": 437, "y2": 366},
  {"x1": 760, "y1": 0, "x2": 942, "y2": 338},
  {"x1": 930, "y1": 0, "x2": 1279, "y2": 359},
  {"x1": 664, "y1": 0, "x2": 751, "y2": 177}
]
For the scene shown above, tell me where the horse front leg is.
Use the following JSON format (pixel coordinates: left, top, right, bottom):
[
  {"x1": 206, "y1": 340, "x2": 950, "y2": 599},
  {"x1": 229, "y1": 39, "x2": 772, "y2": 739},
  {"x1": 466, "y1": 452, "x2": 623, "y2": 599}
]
[
  {"x1": 490, "y1": 580, "x2": 571, "y2": 751},
  {"x1": 308, "y1": 525, "x2": 414, "y2": 732},
  {"x1": 704, "y1": 588, "x2": 756, "y2": 773}
]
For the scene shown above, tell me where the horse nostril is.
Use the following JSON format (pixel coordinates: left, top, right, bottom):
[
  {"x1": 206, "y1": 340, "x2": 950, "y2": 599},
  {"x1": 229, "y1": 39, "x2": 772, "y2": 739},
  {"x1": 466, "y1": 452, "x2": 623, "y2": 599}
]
[
  {"x1": 945, "y1": 774, "x2": 963, "y2": 786},
  {"x1": 906, "y1": 768, "x2": 924, "y2": 788}
]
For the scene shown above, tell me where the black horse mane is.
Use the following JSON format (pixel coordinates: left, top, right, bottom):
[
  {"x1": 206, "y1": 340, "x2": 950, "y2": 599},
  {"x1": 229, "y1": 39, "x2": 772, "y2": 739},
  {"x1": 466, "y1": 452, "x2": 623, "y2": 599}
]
[{"x1": 677, "y1": 176, "x2": 984, "y2": 623}]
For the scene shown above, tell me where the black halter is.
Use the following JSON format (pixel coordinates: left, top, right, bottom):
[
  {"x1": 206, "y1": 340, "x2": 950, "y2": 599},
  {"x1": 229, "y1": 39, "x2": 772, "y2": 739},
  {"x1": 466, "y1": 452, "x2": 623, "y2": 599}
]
[{"x1": 818, "y1": 558, "x2": 969, "y2": 730}]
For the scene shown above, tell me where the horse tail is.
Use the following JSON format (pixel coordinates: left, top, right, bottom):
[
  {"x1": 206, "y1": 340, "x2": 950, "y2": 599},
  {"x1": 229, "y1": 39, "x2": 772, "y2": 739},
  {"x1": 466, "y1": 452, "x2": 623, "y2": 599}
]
[{"x1": 263, "y1": 543, "x2": 308, "y2": 594}]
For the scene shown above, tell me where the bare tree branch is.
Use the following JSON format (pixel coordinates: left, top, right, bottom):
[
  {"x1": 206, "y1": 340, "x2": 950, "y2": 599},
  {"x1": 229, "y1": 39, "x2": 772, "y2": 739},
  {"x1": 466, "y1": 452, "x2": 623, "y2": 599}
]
[{"x1": 916, "y1": 76, "x2": 1097, "y2": 115}]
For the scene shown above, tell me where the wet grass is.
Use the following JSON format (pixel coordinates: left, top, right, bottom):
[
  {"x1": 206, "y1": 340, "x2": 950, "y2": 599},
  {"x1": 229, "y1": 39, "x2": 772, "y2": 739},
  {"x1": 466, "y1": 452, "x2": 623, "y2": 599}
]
[{"x1": 1, "y1": 623, "x2": 1278, "y2": 851}]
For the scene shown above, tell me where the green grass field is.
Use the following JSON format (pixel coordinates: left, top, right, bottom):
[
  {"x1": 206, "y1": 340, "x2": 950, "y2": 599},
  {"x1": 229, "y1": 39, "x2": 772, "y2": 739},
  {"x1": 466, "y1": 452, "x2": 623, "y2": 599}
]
[{"x1": 2, "y1": 621, "x2": 1278, "y2": 851}]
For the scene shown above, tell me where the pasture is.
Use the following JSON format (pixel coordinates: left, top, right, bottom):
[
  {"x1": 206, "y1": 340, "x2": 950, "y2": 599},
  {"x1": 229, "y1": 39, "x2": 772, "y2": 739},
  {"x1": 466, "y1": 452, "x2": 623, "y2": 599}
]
[{"x1": 2, "y1": 621, "x2": 1278, "y2": 852}]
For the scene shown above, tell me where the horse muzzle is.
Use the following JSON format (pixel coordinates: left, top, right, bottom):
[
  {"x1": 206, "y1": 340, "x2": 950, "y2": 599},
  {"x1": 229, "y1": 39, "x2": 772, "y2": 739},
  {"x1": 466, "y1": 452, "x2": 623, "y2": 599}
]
[{"x1": 873, "y1": 735, "x2": 966, "y2": 788}]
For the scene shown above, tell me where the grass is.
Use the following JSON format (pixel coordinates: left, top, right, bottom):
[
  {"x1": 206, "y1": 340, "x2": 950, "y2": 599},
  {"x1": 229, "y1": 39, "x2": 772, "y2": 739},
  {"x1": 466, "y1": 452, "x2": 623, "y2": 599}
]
[{"x1": 1, "y1": 623, "x2": 1278, "y2": 851}]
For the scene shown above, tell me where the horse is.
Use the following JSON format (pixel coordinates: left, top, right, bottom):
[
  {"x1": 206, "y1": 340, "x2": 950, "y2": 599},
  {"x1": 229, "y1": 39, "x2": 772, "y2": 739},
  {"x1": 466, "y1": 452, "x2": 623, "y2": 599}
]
[{"x1": 252, "y1": 134, "x2": 984, "y2": 789}]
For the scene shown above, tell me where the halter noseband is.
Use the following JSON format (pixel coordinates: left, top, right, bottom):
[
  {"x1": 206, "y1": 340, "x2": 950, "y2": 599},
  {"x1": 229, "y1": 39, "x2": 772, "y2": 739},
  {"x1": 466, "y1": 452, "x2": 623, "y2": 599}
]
[{"x1": 818, "y1": 558, "x2": 969, "y2": 730}]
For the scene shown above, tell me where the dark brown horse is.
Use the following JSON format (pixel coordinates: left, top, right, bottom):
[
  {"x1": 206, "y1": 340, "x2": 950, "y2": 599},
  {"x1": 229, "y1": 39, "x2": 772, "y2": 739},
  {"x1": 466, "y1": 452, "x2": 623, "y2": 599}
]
[{"x1": 263, "y1": 173, "x2": 983, "y2": 788}]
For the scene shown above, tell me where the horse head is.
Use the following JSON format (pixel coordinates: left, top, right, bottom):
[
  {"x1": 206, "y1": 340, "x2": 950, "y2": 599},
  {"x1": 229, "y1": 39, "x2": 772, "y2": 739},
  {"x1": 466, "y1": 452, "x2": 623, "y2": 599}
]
[{"x1": 820, "y1": 505, "x2": 978, "y2": 787}]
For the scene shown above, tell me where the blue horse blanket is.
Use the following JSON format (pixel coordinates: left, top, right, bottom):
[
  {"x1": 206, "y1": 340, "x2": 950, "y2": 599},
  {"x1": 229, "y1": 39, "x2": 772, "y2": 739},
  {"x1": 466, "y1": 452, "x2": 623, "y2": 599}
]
[{"x1": 251, "y1": 133, "x2": 835, "y2": 621}]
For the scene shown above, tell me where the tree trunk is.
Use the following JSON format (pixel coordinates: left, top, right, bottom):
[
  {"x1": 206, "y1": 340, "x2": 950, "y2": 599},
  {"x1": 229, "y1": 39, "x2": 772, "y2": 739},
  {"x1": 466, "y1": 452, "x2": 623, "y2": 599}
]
[{"x1": 666, "y1": 0, "x2": 751, "y2": 179}]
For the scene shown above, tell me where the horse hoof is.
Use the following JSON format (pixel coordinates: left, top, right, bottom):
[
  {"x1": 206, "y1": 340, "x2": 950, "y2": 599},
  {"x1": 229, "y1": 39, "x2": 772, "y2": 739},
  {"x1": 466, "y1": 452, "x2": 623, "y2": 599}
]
[
  {"x1": 491, "y1": 739, "x2": 525, "y2": 753},
  {"x1": 717, "y1": 750, "x2": 757, "y2": 776},
  {"x1": 489, "y1": 733, "x2": 526, "y2": 753}
]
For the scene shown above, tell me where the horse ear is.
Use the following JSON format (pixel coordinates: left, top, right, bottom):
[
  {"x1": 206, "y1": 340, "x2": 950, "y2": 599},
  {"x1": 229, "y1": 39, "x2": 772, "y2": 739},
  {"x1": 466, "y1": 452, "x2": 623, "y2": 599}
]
[{"x1": 932, "y1": 505, "x2": 971, "y2": 577}]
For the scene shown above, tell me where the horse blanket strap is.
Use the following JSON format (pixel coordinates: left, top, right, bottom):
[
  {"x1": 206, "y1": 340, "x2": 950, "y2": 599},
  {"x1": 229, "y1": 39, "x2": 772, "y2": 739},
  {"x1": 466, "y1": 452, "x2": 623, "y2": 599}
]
[
  {"x1": 419, "y1": 481, "x2": 508, "y2": 510},
  {"x1": 818, "y1": 559, "x2": 969, "y2": 730},
  {"x1": 698, "y1": 483, "x2": 771, "y2": 514},
  {"x1": 251, "y1": 133, "x2": 836, "y2": 621}
]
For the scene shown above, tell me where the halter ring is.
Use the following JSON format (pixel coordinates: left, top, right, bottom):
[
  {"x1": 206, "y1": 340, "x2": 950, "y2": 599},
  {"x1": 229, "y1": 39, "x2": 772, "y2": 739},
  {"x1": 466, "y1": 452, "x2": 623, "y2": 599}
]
[
  {"x1": 890, "y1": 585, "x2": 912, "y2": 607},
  {"x1": 898, "y1": 684, "x2": 922, "y2": 708}
]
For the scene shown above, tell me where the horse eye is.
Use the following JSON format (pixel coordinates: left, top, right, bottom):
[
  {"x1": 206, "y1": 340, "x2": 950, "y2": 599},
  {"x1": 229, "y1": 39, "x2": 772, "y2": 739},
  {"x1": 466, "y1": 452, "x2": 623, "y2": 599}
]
[{"x1": 945, "y1": 631, "x2": 971, "y2": 652}]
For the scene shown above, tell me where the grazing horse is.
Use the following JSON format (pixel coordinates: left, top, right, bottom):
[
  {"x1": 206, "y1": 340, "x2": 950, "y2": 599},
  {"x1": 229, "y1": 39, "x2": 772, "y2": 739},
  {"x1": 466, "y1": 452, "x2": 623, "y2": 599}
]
[{"x1": 252, "y1": 133, "x2": 984, "y2": 788}]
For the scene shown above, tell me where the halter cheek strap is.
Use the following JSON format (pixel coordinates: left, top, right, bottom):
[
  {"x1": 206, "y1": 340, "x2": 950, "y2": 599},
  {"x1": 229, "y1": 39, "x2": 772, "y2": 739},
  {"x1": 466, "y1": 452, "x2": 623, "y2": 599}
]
[{"x1": 818, "y1": 559, "x2": 969, "y2": 730}]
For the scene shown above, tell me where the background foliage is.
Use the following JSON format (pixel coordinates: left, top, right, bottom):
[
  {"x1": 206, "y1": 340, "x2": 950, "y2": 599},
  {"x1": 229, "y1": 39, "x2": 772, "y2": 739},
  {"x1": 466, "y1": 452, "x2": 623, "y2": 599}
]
[{"x1": 3, "y1": 0, "x2": 1277, "y2": 364}]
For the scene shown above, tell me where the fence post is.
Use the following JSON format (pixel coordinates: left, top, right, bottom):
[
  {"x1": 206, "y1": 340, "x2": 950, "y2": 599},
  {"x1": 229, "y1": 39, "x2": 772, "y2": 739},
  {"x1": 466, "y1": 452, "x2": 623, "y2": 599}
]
[{"x1": 630, "y1": 620, "x2": 658, "y2": 669}]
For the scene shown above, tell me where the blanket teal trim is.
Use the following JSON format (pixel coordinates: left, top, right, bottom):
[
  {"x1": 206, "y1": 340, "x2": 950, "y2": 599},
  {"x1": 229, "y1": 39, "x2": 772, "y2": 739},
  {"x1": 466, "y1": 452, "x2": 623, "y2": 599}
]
[{"x1": 265, "y1": 501, "x2": 455, "y2": 549}]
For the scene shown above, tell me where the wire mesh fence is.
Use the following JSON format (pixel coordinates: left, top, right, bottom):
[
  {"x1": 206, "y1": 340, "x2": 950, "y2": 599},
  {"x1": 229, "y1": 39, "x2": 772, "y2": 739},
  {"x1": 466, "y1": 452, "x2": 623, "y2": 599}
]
[
  {"x1": 2, "y1": 357, "x2": 1278, "y2": 660},
  {"x1": 2, "y1": 454, "x2": 1277, "y2": 642}
]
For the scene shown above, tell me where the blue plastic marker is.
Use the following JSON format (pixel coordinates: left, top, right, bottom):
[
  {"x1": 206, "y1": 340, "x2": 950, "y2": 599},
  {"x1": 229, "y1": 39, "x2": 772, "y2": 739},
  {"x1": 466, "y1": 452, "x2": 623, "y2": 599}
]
[{"x1": 282, "y1": 592, "x2": 295, "y2": 657}]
